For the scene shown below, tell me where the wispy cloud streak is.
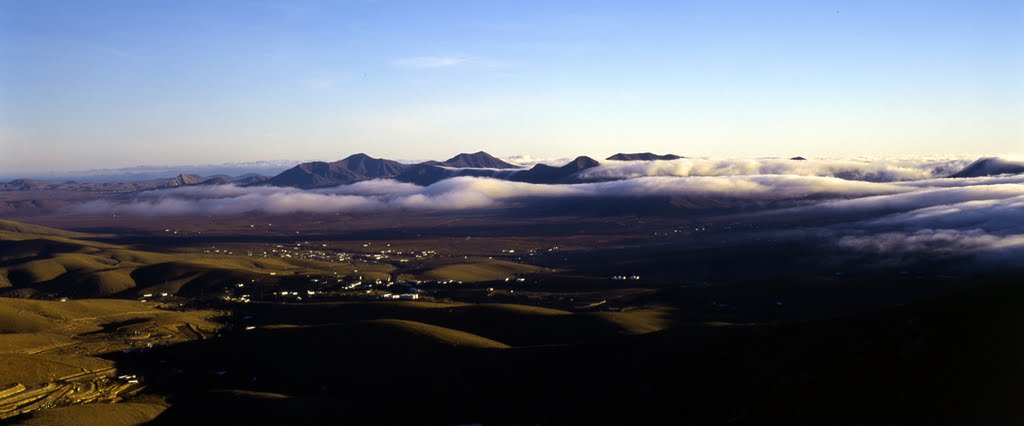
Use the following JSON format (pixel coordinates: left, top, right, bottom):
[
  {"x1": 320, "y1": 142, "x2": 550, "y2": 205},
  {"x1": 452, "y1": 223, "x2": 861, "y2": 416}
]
[{"x1": 393, "y1": 56, "x2": 468, "y2": 68}]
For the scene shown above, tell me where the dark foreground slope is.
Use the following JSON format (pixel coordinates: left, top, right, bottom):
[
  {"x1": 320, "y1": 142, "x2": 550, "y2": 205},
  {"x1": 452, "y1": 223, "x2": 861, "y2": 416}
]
[{"x1": 65, "y1": 278, "x2": 1023, "y2": 426}]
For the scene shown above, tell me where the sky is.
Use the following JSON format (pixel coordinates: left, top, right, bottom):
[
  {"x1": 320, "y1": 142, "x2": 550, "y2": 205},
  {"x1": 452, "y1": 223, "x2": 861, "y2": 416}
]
[{"x1": 1, "y1": 0, "x2": 1021, "y2": 173}]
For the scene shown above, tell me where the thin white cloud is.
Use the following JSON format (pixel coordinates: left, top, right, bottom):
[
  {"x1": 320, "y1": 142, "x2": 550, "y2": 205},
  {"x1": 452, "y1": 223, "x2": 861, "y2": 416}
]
[
  {"x1": 502, "y1": 155, "x2": 575, "y2": 168},
  {"x1": 393, "y1": 55, "x2": 468, "y2": 68},
  {"x1": 297, "y1": 77, "x2": 335, "y2": 90}
]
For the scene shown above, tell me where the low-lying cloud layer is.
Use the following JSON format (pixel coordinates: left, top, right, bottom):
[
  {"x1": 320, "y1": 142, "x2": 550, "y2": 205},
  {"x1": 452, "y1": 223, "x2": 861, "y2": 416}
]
[
  {"x1": 71, "y1": 160, "x2": 1024, "y2": 258},
  {"x1": 581, "y1": 158, "x2": 972, "y2": 182},
  {"x1": 75, "y1": 174, "x2": 915, "y2": 216},
  {"x1": 837, "y1": 229, "x2": 1024, "y2": 256},
  {"x1": 739, "y1": 175, "x2": 1024, "y2": 257}
]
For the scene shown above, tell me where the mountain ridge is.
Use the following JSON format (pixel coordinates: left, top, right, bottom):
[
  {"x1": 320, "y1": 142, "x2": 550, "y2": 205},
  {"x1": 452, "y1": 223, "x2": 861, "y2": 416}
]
[
  {"x1": 263, "y1": 154, "x2": 409, "y2": 189},
  {"x1": 606, "y1": 153, "x2": 683, "y2": 161},
  {"x1": 433, "y1": 152, "x2": 521, "y2": 169},
  {"x1": 4, "y1": 155, "x2": 1020, "y2": 191}
]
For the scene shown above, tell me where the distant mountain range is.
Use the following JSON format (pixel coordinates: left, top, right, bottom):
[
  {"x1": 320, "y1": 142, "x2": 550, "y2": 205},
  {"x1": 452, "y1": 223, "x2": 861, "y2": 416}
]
[
  {"x1": 0, "y1": 173, "x2": 270, "y2": 192},
  {"x1": 263, "y1": 154, "x2": 408, "y2": 189},
  {"x1": 3, "y1": 153, "x2": 1020, "y2": 192},
  {"x1": 263, "y1": 151, "x2": 603, "y2": 188},
  {"x1": 0, "y1": 160, "x2": 299, "y2": 183}
]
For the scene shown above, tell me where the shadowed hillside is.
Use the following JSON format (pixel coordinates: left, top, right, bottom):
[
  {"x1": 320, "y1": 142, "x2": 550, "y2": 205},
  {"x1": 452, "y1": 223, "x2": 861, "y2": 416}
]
[
  {"x1": 49, "y1": 279, "x2": 1018, "y2": 426},
  {"x1": 0, "y1": 297, "x2": 222, "y2": 424}
]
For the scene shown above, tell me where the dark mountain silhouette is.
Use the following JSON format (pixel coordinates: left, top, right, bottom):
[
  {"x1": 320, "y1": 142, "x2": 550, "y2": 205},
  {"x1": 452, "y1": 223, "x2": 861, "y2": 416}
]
[
  {"x1": 790, "y1": 156, "x2": 807, "y2": 161},
  {"x1": 261, "y1": 153, "x2": 598, "y2": 188},
  {"x1": 433, "y1": 152, "x2": 521, "y2": 169},
  {"x1": 263, "y1": 154, "x2": 409, "y2": 188},
  {"x1": 949, "y1": 157, "x2": 1024, "y2": 178},
  {"x1": 510, "y1": 156, "x2": 601, "y2": 184},
  {"x1": 606, "y1": 153, "x2": 683, "y2": 161}
]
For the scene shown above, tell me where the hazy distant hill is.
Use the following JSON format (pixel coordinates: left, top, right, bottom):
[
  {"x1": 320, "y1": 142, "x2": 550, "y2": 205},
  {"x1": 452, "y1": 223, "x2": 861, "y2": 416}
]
[
  {"x1": 263, "y1": 154, "x2": 409, "y2": 188},
  {"x1": 948, "y1": 157, "x2": 1024, "y2": 178},
  {"x1": 1, "y1": 173, "x2": 270, "y2": 193},
  {"x1": 1, "y1": 179, "x2": 50, "y2": 191},
  {"x1": 606, "y1": 153, "x2": 683, "y2": 161}
]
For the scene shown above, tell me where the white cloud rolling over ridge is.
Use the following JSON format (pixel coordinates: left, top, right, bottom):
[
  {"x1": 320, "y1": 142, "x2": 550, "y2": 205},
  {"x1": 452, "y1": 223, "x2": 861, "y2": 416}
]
[
  {"x1": 71, "y1": 157, "x2": 1024, "y2": 258},
  {"x1": 580, "y1": 158, "x2": 973, "y2": 182},
  {"x1": 75, "y1": 174, "x2": 916, "y2": 215},
  {"x1": 837, "y1": 230, "x2": 1024, "y2": 256}
]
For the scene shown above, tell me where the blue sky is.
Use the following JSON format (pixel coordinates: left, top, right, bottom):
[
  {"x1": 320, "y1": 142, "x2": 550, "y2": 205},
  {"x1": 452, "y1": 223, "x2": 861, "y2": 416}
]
[{"x1": 1, "y1": 0, "x2": 1021, "y2": 173}]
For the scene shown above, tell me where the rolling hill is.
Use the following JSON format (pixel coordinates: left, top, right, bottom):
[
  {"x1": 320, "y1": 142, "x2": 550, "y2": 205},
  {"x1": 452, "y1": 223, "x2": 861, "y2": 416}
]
[
  {"x1": 0, "y1": 296, "x2": 221, "y2": 424},
  {"x1": 0, "y1": 220, "x2": 394, "y2": 299}
]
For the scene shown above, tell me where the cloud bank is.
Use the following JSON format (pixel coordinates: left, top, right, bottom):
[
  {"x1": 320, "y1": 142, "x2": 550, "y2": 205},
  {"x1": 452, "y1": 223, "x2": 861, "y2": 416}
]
[
  {"x1": 68, "y1": 160, "x2": 1024, "y2": 259},
  {"x1": 580, "y1": 158, "x2": 972, "y2": 182},
  {"x1": 393, "y1": 56, "x2": 468, "y2": 68},
  {"x1": 837, "y1": 229, "x2": 1024, "y2": 256},
  {"x1": 74, "y1": 174, "x2": 914, "y2": 216},
  {"x1": 824, "y1": 187, "x2": 1024, "y2": 258}
]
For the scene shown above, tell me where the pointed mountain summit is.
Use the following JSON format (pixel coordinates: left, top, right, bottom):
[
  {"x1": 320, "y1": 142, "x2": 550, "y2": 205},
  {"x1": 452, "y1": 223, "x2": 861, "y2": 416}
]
[
  {"x1": 564, "y1": 156, "x2": 601, "y2": 170},
  {"x1": 332, "y1": 153, "x2": 408, "y2": 177},
  {"x1": 434, "y1": 151, "x2": 521, "y2": 169},
  {"x1": 163, "y1": 174, "x2": 202, "y2": 188},
  {"x1": 606, "y1": 153, "x2": 683, "y2": 161}
]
